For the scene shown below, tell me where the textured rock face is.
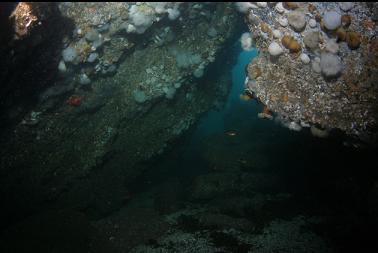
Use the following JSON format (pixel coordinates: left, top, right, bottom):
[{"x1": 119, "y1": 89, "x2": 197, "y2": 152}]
[
  {"x1": 0, "y1": 2, "x2": 241, "y2": 225},
  {"x1": 244, "y1": 2, "x2": 378, "y2": 143}
]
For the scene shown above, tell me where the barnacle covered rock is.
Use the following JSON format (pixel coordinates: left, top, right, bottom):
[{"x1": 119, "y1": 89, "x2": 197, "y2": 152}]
[
  {"x1": 245, "y1": 2, "x2": 378, "y2": 141},
  {"x1": 0, "y1": 2, "x2": 241, "y2": 224}
]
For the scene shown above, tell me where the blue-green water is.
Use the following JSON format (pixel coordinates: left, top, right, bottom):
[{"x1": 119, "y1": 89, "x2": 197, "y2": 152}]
[
  {"x1": 193, "y1": 48, "x2": 258, "y2": 138},
  {"x1": 182, "y1": 49, "x2": 259, "y2": 163}
]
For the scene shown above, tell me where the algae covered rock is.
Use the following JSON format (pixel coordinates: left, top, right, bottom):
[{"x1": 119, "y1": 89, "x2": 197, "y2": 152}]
[
  {"x1": 0, "y1": 2, "x2": 240, "y2": 224},
  {"x1": 244, "y1": 2, "x2": 378, "y2": 142}
]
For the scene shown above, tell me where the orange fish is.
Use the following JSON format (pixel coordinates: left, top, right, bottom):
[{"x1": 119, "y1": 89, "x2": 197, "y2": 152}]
[{"x1": 225, "y1": 130, "x2": 237, "y2": 136}]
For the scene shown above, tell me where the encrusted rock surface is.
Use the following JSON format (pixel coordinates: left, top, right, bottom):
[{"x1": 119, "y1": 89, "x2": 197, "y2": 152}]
[
  {"x1": 243, "y1": 2, "x2": 378, "y2": 143},
  {"x1": 0, "y1": 2, "x2": 241, "y2": 224}
]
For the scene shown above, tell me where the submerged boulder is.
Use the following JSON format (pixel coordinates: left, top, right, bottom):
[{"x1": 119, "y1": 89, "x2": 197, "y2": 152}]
[{"x1": 244, "y1": 2, "x2": 378, "y2": 143}]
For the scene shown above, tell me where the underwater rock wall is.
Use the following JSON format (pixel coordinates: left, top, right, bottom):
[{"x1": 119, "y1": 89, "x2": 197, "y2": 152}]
[
  {"x1": 241, "y1": 2, "x2": 378, "y2": 144},
  {"x1": 0, "y1": 3, "x2": 74, "y2": 127},
  {"x1": 0, "y1": 2, "x2": 240, "y2": 224}
]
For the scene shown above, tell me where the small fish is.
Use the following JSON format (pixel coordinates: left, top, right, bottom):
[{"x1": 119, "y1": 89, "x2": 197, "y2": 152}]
[{"x1": 225, "y1": 130, "x2": 237, "y2": 136}]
